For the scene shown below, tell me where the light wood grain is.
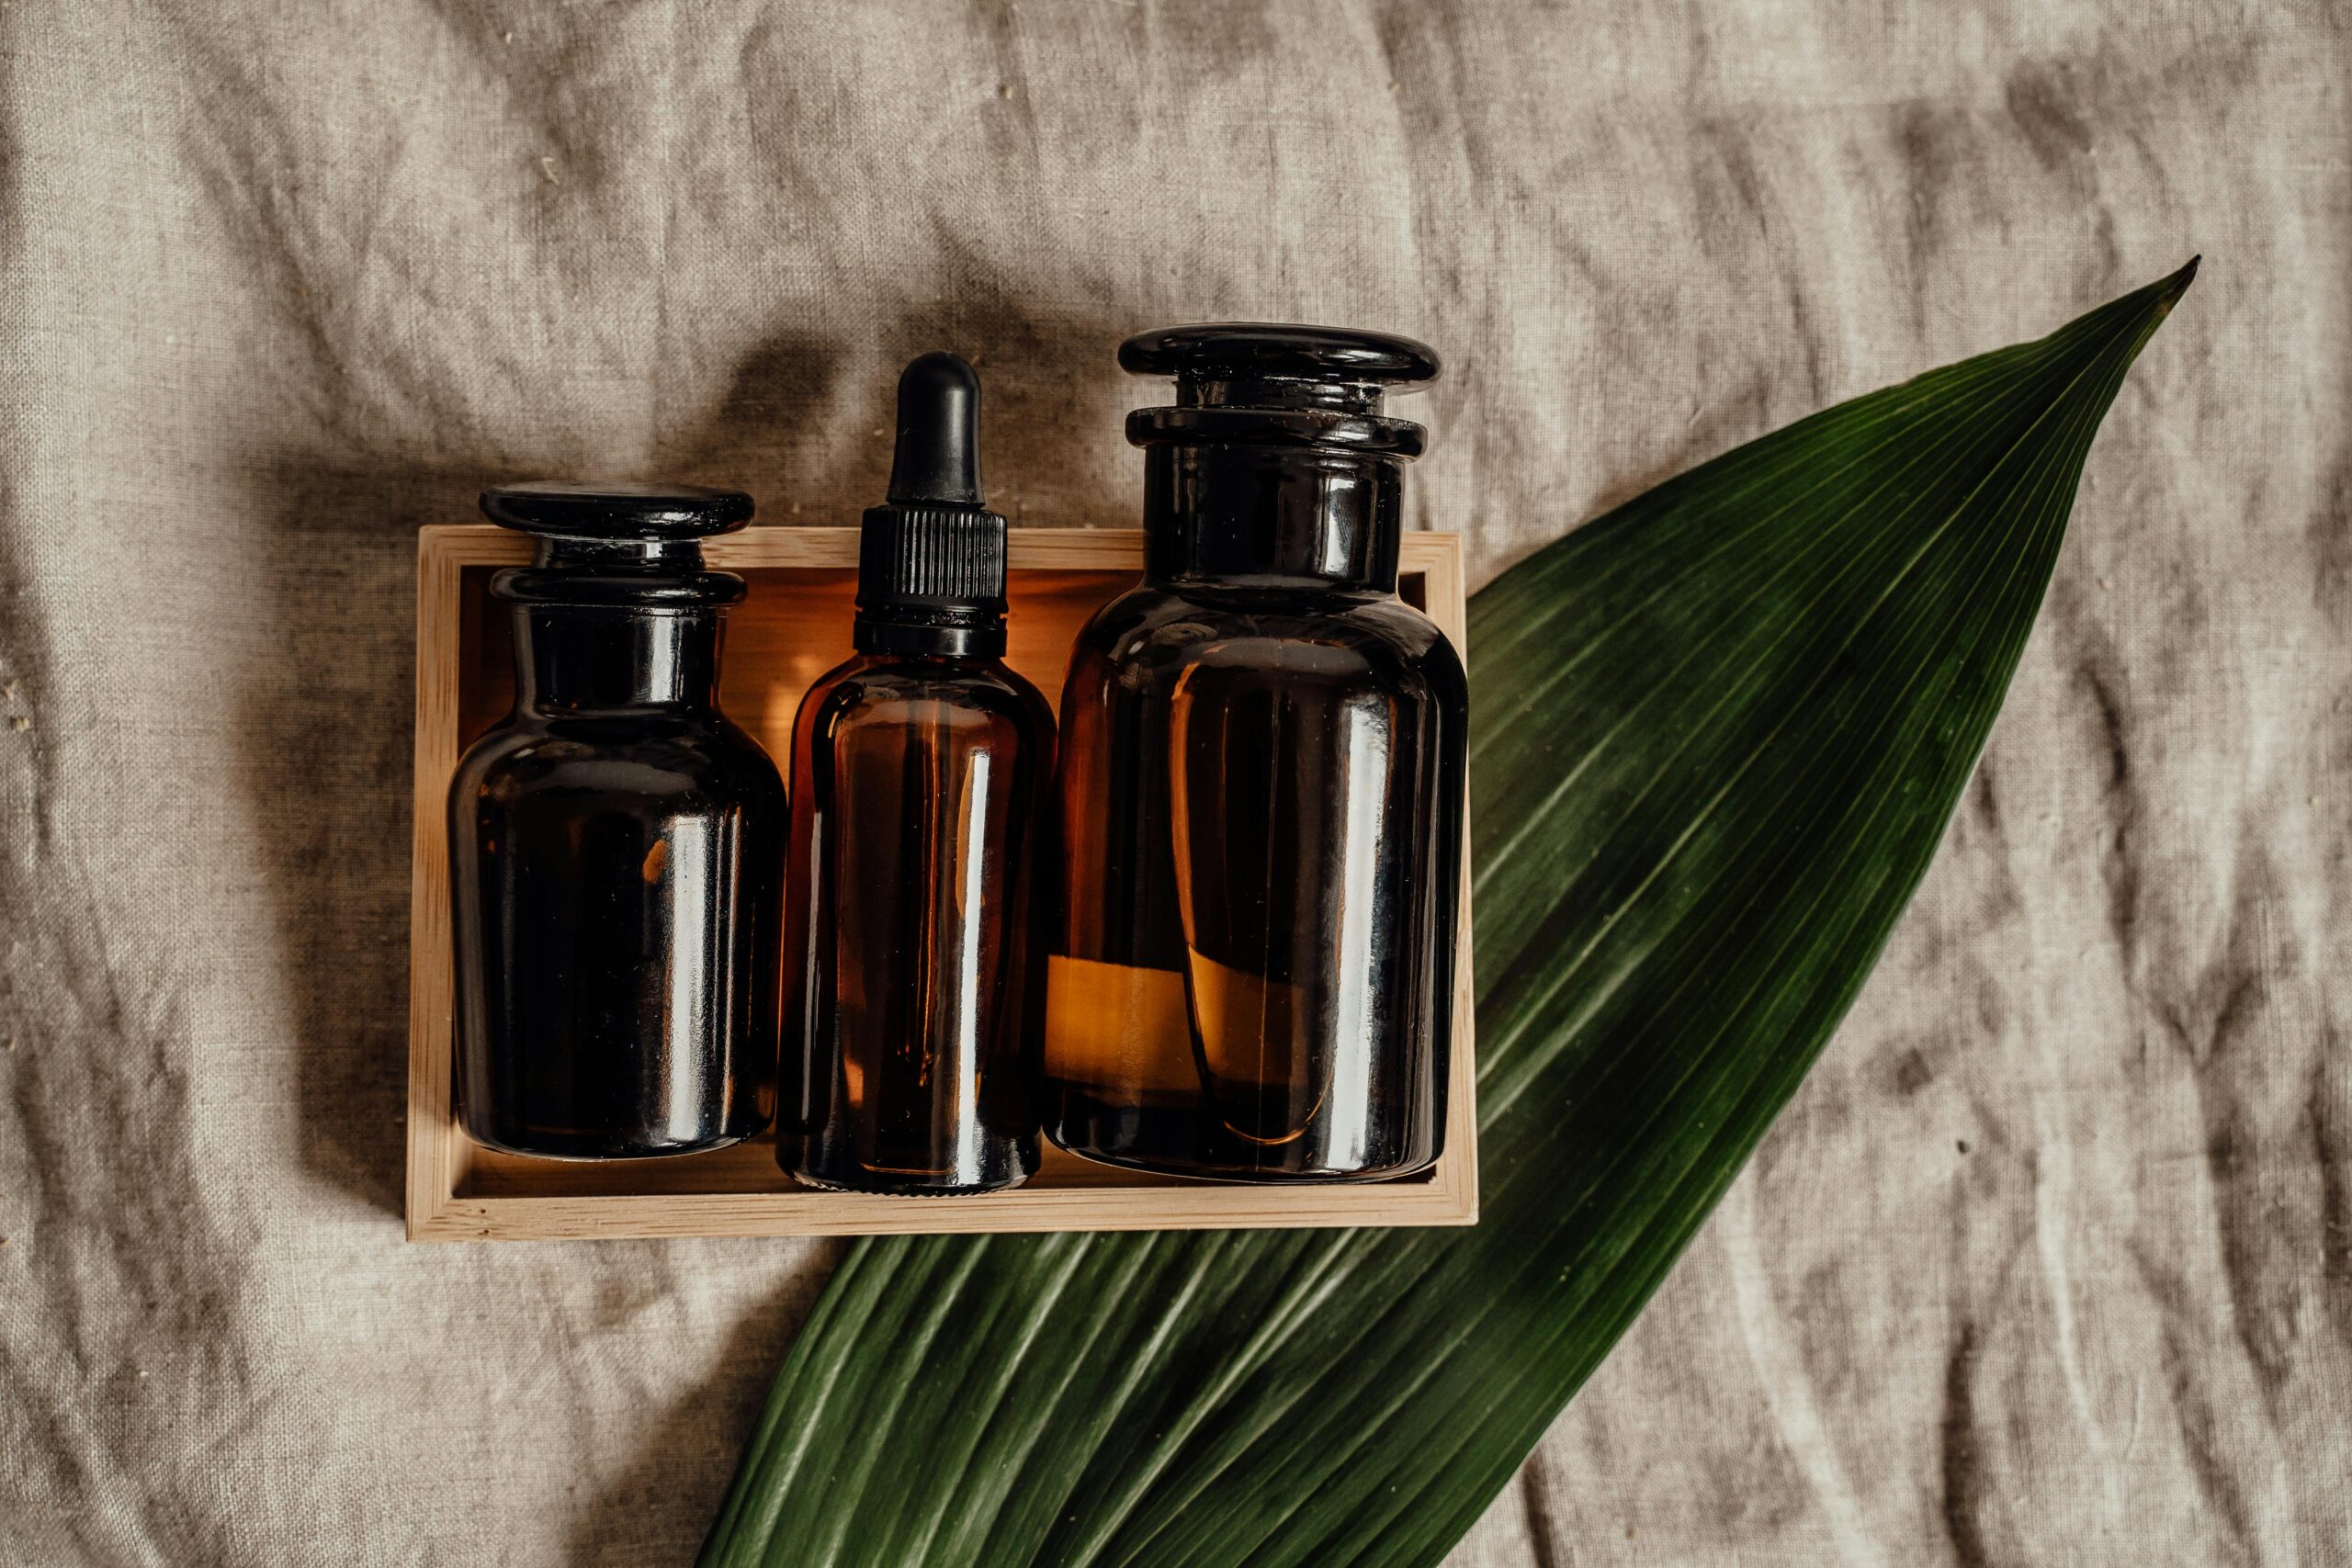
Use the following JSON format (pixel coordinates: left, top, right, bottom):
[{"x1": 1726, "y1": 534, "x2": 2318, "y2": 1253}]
[{"x1": 406, "y1": 525, "x2": 1478, "y2": 1242}]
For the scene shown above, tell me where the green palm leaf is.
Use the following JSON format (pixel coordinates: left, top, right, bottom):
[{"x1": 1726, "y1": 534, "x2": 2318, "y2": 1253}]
[{"x1": 701, "y1": 261, "x2": 2196, "y2": 1568}]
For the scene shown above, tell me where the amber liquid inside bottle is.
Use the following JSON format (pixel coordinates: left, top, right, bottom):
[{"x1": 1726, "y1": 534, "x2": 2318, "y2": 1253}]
[
  {"x1": 1046, "y1": 439, "x2": 1466, "y2": 1180},
  {"x1": 783, "y1": 653, "x2": 1054, "y2": 1192}
]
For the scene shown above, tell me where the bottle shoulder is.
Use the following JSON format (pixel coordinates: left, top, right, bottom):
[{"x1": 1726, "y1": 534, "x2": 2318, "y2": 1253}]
[
  {"x1": 1068, "y1": 583, "x2": 1465, "y2": 697},
  {"x1": 798, "y1": 652, "x2": 1056, "y2": 736},
  {"x1": 454, "y1": 711, "x2": 783, "y2": 800}
]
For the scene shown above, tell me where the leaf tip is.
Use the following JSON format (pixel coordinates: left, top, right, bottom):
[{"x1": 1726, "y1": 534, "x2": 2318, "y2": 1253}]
[{"x1": 2157, "y1": 254, "x2": 2199, "y2": 313}]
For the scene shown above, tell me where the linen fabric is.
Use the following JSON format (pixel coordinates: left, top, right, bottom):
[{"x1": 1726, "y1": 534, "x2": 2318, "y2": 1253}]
[{"x1": 1, "y1": 2, "x2": 2345, "y2": 1562}]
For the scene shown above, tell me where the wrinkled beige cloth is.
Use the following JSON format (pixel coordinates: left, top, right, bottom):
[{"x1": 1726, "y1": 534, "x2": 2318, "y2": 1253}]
[{"x1": 2, "y1": 2, "x2": 2345, "y2": 1564}]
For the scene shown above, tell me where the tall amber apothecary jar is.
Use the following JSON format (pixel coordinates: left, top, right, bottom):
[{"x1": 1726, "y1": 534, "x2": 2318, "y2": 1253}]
[{"x1": 1046, "y1": 326, "x2": 1467, "y2": 1182}]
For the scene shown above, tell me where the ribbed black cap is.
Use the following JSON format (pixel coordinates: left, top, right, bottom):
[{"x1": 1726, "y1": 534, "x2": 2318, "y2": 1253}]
[{"x1": 855, "y1": 354, "x2": 1008, "y2": 657}]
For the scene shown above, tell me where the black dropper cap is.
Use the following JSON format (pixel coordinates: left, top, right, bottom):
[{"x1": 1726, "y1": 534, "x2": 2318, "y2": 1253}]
[{"x1": 854, "y1": 353, "x2": 1008, "y2": 658}]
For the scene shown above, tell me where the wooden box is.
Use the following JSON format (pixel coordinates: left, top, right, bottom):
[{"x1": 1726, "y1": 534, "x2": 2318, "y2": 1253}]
[{"x1": 406, "y1": 526, "x2": 1477, "y2": 1241}]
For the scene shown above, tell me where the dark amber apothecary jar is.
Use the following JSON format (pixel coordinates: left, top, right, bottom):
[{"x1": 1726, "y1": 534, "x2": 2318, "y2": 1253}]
[
  {"x1": 449, "y1": 481, "x2": 786, "y2": 1160},
  {"x1": 1046, "y1": 325, "x2": 1468, "y2": 1182}
]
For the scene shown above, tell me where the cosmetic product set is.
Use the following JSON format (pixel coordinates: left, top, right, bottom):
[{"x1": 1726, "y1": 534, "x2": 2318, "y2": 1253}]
[{"x1": 447, "y1": 325, "x2": 1467, "y2": 1195}]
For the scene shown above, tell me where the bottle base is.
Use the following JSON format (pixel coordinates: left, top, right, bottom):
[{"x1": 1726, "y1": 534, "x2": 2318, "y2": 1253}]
[
  {"x1": 788, "y1": 1167, "x2": 1035, "y2": 1198},
  {"x1": 1046, "y1": 1090, "x2": 1438, "y2": 1184},
  {"x1": 462, "y1": 1122, "x2": 766, "y2": 1162},
  {"x1": 786, "y1": 1134, "x2": 1042, "y2": 1196}
]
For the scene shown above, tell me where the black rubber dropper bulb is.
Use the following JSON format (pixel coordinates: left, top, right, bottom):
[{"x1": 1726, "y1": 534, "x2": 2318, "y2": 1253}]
[
  {"x1": 854, "y1": 352, "x2": 1009, "y2": 660},
  {"x1": 888, "y1": 352, "x2": 983, "y2": 504}
]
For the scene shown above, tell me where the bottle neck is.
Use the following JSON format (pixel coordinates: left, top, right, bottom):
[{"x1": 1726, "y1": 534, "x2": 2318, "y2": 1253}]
[
  {"x1": 852, "y1": 614, "x2": 1005, "y2": 660},
  {"x1": 1142, "y1": 444, "x2": 1401, "y2": 594},
  {"x1": 513, "y1": 606, "x2": 724, "y2": 713}
]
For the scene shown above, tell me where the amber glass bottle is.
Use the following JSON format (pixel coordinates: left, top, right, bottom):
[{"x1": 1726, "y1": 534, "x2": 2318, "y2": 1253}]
[
  {"x1": 781, "y1": 354, "x2": 1056, "y2": 1194},
  {"x1": 450, "y1": 481, "x2": 785, "y2": 1159},
  {"x1": 1046, "y1": 325, "x2": 1467, "y2": 1182}
]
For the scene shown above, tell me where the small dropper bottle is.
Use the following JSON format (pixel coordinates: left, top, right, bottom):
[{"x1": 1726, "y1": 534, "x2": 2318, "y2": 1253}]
[{"x1": 779, "y1": 353, "x2": 1057, "y2": 1194}]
